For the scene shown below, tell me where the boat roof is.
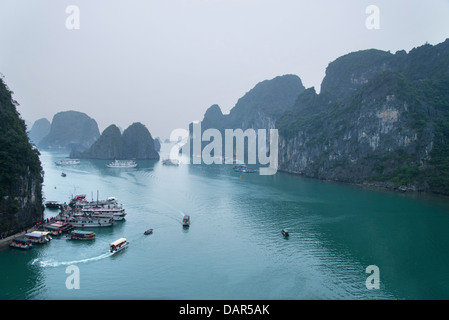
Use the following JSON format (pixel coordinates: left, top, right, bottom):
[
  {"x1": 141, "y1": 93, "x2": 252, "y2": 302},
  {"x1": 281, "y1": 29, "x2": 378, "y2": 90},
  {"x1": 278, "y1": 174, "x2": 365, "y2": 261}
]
[
  {"x1": 110, "y1": 238, "x2": 127, "y2": 246},
  {"x1": 51, "y1": 221, "x2": 69, "y2": 226},
  {"x1": 25, "y1": 233, "x2": 45, "y2": 238},
  {"x1": 31, "y1": 231, "x2": 50, "y2": 235},
  {"x1": 12, "y1": 237, "x2": 30, "y2": 242}
]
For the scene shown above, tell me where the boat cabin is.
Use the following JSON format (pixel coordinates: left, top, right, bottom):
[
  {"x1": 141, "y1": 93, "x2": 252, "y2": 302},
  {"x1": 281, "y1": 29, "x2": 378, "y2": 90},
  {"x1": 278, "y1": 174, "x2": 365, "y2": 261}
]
[{"x1": 44, "y1": 224, "x2": 62, "y2": 236}]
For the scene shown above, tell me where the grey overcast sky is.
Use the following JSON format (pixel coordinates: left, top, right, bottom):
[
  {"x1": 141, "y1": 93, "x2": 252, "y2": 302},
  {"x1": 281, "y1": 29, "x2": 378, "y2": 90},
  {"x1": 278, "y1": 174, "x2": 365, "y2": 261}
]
[{"x1": 0, "y1": 0, "x2": 448, "y2": 139}]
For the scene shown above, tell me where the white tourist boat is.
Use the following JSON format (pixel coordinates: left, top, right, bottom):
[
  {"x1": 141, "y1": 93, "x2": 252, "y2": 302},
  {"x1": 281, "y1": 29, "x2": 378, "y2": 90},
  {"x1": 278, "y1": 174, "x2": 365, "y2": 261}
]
[
  {"x1": 55, "y1": 159, "x2": 80, "y2": 166},
  {"x1": 78, "y1": 201, "x2": 126, "y2": 221},
  {"x1": 106, "y1": 160, "x2": 137, "y2": 168},
  {"x1": 61, "y1": 216, "x2": 115, "y2": 228},
  {"x1": 110, "y1": 238, "x2": 129, "y2": 253}
]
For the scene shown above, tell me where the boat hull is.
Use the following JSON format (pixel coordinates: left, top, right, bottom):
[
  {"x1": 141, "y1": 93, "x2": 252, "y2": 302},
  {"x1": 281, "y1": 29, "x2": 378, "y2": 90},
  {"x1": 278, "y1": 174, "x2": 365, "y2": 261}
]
[
  {"x1": 70, "y1": 236, "x2": 95, "y2": 240},
  {"x1": 62, "y1": 217, "x2": 114, "y2": 228}
]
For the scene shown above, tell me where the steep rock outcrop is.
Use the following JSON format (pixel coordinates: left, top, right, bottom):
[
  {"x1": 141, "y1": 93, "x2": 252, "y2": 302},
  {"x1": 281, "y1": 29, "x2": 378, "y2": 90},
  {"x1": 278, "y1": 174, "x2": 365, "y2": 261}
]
[
  {"x1": 28, "y1": 118, "x2": 51, "y2": 146},
  {"x1": 72, "y1": 122, "x2": 159, "y2": 160},
  {"x1": 71, "y1": 124, "x2": 124, "y2": 160},
  {"x1": 189, "y1": 75, "x2": 306, "y2": 159},
  {"x1": 277, "y1": 39, "x2": 449, "y2": 194},
  {"x1": 0, "y1": 78, "x2": 44, "y2": 235},
  {"x1": 154, "y1": 137, "x2": 161, "y2": 152},
  {"x1": 39, "y1": 111, "x2": 100, "y2": 151},
  {"x1": 122, "y1": 122, "x2": 160, "y2": 160}
]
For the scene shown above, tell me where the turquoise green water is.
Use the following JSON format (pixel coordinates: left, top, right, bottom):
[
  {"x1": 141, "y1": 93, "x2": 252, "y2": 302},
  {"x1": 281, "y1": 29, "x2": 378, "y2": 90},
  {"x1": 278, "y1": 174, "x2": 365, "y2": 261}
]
[{"x1": 2, "y1": 145, "x2": 449, "y2": 299}]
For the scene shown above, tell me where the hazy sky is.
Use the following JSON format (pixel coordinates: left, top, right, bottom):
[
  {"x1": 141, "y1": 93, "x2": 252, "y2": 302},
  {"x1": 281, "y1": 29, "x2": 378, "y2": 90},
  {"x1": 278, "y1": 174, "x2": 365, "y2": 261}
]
[{"x1": 0, "y1": 0, "x2": 448, "y2": 139}]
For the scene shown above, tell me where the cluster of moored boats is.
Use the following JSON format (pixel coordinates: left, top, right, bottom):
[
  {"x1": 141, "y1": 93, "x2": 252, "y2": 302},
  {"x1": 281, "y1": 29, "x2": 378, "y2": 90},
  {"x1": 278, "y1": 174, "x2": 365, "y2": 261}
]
[
  {"x1": 57, "y1": 194, "x2": 127, "y2": 228},
  {"x1": 12, "y1": 194, "x2": 130, "y2": 252}
]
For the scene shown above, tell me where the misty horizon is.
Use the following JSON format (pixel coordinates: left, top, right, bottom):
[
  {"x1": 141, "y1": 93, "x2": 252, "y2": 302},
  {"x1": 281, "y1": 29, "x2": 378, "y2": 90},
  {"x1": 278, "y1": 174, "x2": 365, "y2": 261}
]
[{"x1": 1, "y1": 0, "x2": 448, "y2": 139}]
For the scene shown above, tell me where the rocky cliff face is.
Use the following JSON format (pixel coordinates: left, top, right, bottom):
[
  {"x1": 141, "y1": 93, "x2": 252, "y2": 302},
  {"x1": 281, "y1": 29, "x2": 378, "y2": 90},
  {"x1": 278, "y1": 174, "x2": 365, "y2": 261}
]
[
  {"x1": 190, "y1": 39, "x2": 449, "y2": 194},
  {"x1": 277, "y1": 39, "x2": 449, "y2": 194},
  {"x1": 72, "y1": 122, "x2": 160, "y2": 160},
  {"x1": 0, "y1": 78, "x2": 44, "y2": 235},
  {"x1": 39, "y1": 110, "x2": 100, "y2": 151},
  {"x1": 153, "y1": 137, "x2": 161, "y2": 152}
]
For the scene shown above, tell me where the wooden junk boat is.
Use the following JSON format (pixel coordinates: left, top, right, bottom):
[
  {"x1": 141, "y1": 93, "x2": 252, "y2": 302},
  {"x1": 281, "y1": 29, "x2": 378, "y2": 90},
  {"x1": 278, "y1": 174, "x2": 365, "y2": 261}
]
[
  {"x1": 45, "y1": 221, "x2": 74, "y2": 236},
  {"x1": 25, "y1": 231, "x2": 52, "y2": 244},
  {"x1": 69, "y1": 230, "x2": 96, "y2": 240},
  {"x1": 10, "y1": 237, "x2": 33, "y2": 250}
]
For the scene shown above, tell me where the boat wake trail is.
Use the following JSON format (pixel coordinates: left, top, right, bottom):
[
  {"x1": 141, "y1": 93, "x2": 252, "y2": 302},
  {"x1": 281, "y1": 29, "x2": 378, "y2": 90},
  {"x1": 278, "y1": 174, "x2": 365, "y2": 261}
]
[{"x1": 31, "y1": 251, "x2": 113, "y2": 267}]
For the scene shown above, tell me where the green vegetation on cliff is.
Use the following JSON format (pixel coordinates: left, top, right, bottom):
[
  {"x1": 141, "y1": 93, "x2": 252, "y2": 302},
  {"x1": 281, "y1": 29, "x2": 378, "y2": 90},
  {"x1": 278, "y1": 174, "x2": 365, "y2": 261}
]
[
  {"x1": 0, "y1": 77, "x2": 44, "y2": 234},
  {"x1": 276, "y1": 39, "x2": 449, "y2": 194}
]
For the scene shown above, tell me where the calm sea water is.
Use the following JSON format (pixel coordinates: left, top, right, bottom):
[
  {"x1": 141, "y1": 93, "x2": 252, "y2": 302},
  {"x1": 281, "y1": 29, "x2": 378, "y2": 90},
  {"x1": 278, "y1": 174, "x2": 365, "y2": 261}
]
[{"x1": 2, "y1": 144, "x2": 449, "y2": 300}]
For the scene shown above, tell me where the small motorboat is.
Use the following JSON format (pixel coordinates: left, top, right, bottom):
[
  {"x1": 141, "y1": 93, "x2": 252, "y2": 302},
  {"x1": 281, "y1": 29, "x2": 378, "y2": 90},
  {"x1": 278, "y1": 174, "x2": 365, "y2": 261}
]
[
  {"x1": 61, "y1": 172, "x2": 67, "y2": 177},
  {"x1": 281, "y1": 229, "x2": 290, "y2": 237},
  {"x1": 182, "y1": 215, "x2": 190, "y2": 227},
  {"x1": 144, "y1": 229, "x2": 153, "y2": 235},
  {"x1": 110, "y1": 238, "x2": 129, "y2": 253}
]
